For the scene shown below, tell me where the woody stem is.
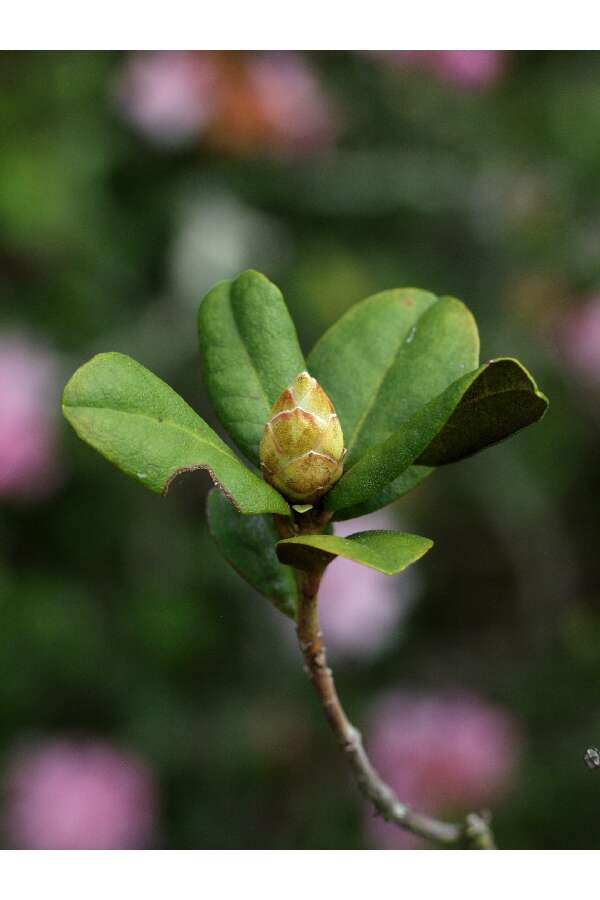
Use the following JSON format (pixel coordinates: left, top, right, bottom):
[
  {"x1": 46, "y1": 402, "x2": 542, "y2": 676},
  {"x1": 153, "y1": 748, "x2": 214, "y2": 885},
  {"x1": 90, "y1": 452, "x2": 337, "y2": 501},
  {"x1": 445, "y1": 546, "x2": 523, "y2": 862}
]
[{"x1": 294, "y1": 566, "x2": 496, "y2": 849}]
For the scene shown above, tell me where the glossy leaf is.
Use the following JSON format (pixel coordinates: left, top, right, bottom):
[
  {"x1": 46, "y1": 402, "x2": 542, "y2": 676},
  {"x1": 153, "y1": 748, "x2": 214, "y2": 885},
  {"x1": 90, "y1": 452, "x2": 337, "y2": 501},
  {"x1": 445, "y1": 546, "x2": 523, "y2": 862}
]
[
  {"x1": 308, "y1": 288, "x2": 480, "y2": 468},
  {"x1": 206, "y1": 489, "x2": 298, "y2": 619},
  {"x1": 326, "y1": 358, "x2": 548, "y2": 516},
  {"x1": 62, "y1": 352, "x2": 290, "y2": 516},
  {"x1": 198, "y1": 270, "x2": 306, "y2": 465},
  {"x1": 277, "y1": 530, "x2": 433, "y2": 575}
]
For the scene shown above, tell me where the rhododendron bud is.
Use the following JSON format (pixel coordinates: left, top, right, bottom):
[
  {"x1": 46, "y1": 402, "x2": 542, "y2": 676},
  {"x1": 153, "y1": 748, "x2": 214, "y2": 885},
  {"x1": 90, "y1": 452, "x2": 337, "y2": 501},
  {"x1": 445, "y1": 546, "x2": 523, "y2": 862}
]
[{"x1": 260, "y1": 371, "x2": 345, "y2": 503}]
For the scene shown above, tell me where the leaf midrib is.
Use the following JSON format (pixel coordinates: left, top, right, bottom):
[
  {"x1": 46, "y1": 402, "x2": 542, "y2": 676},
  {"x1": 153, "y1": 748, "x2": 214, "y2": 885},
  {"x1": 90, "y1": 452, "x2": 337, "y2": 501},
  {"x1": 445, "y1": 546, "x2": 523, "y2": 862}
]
[
  {"x1": 229, "y1": 290, "x2": 274, "y2": 420},
  {"x1": 343, "y1": 297, "x2": 442, "y2": 457},
  {"x1": 63, "y1": 403, "x2": 238, "y2": 462}
]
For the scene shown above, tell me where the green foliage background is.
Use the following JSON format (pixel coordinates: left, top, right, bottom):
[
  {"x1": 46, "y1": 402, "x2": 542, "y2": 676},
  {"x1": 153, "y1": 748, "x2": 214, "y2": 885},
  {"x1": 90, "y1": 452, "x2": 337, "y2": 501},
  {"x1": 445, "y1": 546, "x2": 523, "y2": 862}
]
[{"x1": 2, "y1": 51, "x2": 600, "y2": 848}]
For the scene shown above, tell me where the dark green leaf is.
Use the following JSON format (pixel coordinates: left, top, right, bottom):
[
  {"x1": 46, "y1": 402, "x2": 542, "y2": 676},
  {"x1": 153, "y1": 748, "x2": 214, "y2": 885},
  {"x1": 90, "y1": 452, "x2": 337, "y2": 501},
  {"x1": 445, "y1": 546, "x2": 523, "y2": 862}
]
[
  {"x1": 198, "y1": 270, "x2": 306, "y2": 465},
  {"x1": 332, "y1": 465, "x2": 434, "y2": 521},
  {"x1": 326, "y1": 358, "x2": 548, "y2": 515},
  {"x1": 308, "y1": 288, "x2": 479, "y2": 467},
  {"x1": 276, "y1": 530, "x2": 433, "y2": 575},
  {"x1": 416, "y1": 357, "x2": 549, "y2": 466},
  {"x1": 206, "y1": 489, "x2": 298, "y2": 619},
  {"x1": 62, "y1": 352, "x2": 290, "y2": 516}
]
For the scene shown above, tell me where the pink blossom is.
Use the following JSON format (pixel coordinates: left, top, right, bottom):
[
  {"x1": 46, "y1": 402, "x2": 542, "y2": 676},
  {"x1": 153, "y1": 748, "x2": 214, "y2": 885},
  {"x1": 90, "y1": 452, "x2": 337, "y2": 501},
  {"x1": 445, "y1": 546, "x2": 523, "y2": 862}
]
[
  {"x1": 365, "y1": 691, "x2": 522, "y2": 848},
  {"x1": 115, "y1": 51, "x2": 216, "y2": 147},
  {"x1": 375, "y1": 51, "x2": 507, "y2": 90},
  {"x1": 559, "y1": 296, "x2": 600, "y2": 383},
  {"x1": 431, "y1": 51, "x2": 506, "y2": 88},
  {"x1": 318, "y1": 512, "x2": 417, "y2": 662},
  {"x1": 245, "y1": 53, "x2": 335, "y2": 155},
  {"x1": 116, "y1": 51, "x2": 335, "y2": 157},
  {"x1": 0, "y1": 333, "x2": 61, "y2": 501},
  {"x1": 4, "y1": 739, "x2": 157, "y2": 849}
]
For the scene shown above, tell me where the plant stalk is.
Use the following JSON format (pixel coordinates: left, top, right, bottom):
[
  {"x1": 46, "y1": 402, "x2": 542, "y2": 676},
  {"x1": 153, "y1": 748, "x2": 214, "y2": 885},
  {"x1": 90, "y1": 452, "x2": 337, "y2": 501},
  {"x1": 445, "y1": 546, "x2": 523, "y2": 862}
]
[{"x1": 294, "y1": 566, "x2": 496, "y2": 850}]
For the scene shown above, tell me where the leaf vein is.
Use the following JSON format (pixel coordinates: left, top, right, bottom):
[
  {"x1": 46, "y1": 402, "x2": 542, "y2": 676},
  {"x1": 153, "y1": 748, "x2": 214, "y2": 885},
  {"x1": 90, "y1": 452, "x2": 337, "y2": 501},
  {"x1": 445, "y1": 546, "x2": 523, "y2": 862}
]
[
  {"x1": 345, "y1": 299, "x2": 442, "y2": 454},
  {"x1": 63, "y1": 404, "x2": 238, "y2": 462}
]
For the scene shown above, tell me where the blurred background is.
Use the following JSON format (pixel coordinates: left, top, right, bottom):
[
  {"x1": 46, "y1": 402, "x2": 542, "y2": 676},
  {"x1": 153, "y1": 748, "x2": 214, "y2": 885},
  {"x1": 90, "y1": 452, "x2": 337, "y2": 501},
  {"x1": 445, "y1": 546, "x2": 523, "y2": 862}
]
[{"x1": 1, "y1": 50, "x2": 600, "y2": 849}]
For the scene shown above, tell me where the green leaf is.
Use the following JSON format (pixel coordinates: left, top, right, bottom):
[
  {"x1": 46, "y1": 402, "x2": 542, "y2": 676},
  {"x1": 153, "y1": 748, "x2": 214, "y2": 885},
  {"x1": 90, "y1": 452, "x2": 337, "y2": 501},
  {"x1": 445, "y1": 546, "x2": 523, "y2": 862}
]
[
  {"x1": 416, "y1": 357, "x2": 549, "y2": 466},
  {"x1": 308, "y1": 288, "x2": 480, "y2": 468},
  {"x1": 276, "y1": 530, "x2": 433, "y2": 575},
  {"x1": 62, "y1": 352, "x2": 290, "y2": 516},
  {"x1": 326, "y1": 358, "x2": 548, "y2": 516},
  {"x1": 206, "y1": 489, "x2": 298, "y2": 619},
  {"x1": 198, "y1": 270, "x2": 306, "y2": 465},
  {"x1": 333, "y1": 465, "x2": 434, "y2": 521}
]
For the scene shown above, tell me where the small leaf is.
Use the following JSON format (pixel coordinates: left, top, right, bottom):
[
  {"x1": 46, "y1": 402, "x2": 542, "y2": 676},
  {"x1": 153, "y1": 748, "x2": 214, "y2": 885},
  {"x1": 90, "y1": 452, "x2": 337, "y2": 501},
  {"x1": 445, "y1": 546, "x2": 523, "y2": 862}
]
[
  {"x1": 206, "y1": 489, "x2": 298, "y2": 619},
  {"x1": 62, "y1": 352, "x2": 290, "y2": 516},
  {"x1": 292, "y1": 504, "x2": 314, "y2": 514},
  {"x1": 198, "y1": 270, "x2": 306, "y2": 465},
  {"x1": 308, "y1": 288, "x2": 479, "y2": 468},
  {"x1": 326, "y1": 358, "x2": 548, "y2": 516},
  {"x1": 276, "y1": 530, "x2": 433, "y2": 575}
]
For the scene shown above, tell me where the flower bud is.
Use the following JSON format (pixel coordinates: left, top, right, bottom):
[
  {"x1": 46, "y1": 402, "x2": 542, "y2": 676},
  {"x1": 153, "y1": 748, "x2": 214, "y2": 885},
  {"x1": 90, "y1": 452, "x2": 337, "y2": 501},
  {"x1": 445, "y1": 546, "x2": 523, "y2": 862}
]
[{"x1": 260, "y1": 371, "x2": 346, "y2": 503}]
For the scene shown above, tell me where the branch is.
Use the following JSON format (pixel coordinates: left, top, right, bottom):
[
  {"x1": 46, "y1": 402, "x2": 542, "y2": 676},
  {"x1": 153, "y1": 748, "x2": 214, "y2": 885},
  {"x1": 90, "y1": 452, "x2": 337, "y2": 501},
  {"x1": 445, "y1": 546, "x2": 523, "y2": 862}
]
[{"x1": 294, "y1": 567, "x2": 496, "y2": 850}]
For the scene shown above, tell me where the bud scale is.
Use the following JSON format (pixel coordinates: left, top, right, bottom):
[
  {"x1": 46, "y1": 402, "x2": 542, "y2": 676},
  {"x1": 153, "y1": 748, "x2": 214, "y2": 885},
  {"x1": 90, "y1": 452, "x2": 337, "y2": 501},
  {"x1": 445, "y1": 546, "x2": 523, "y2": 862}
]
[{"x1": 260, "y1": 371, "x2": 346, "y2": 503}]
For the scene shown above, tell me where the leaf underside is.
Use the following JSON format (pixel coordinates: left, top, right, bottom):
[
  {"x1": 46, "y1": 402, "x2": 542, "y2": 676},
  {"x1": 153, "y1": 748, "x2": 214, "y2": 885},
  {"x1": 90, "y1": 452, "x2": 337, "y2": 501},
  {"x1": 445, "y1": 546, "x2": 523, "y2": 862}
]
[
  {"x1": 198, "y1": 270, "x2": 306, "y2": 466},
  {"x1": 276, "y1": 529, "x2": 434, "y2": 575},
  {"x1": 62, "y1": 352, "x2": 290, "y2": 516},
  {"x1": 325, "y1": 357, "x2": 548, "y2": 516},
  {"x1": 206, "y1": 489, "x2": 298, "y2": 619}
]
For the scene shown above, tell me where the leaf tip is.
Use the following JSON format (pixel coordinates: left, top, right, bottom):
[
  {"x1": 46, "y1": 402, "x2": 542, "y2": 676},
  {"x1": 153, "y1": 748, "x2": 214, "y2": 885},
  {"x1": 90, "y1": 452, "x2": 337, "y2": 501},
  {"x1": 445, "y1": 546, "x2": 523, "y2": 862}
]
[{"x1": 234, "y1": 267, "x2": 270, "y2": 284}]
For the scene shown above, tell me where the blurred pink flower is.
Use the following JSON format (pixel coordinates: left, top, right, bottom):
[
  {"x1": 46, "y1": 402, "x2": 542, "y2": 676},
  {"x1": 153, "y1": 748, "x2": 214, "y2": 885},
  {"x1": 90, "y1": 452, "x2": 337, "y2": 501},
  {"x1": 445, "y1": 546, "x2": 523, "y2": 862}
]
[
  {"x1": 375, "y1": 51, "x2": 506, "y2": 90},
  {"x1": 0, "y1": 333, "x2": 61, "y2": 501},
  {"x1": 116, "y1": 51, "x2": 335, "y2": 156},
  {"x1": 245, "y1": 53, "x2": 335, "y2": 155},
  {"x1": 4, "y1": 739, "x2": 157, "y2": 849},
  {"x1": 318, "y1": 512, "x2": 417, "y2": 662},
  {"x1": 432, "y1": 51, "x2": 506, "y2": 88},
  {"x1": 559, "y1": 297, "x2": 600, "y2": 383},
  {"x1": 115, "y1": 51, "x2": 216, "y2": 147},
  {"x1": 365, "y1": 690, "x2": 521, "y2": 848}
]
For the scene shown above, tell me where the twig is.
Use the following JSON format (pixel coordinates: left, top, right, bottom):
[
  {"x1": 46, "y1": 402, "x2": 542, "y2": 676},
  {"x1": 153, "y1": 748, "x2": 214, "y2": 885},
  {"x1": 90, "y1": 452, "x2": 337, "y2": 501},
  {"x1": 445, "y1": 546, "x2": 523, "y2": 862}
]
[{"x1": 294, "y1": 567, "x2": 496, "y2": 850}]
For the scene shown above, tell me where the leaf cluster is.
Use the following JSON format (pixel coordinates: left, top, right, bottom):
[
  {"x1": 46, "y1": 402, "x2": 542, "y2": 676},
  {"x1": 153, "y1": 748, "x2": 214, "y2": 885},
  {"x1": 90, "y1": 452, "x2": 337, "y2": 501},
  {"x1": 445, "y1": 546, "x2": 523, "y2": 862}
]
[{"x1": 63, "y1": 270, "x2": 548, "y2": 617}]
